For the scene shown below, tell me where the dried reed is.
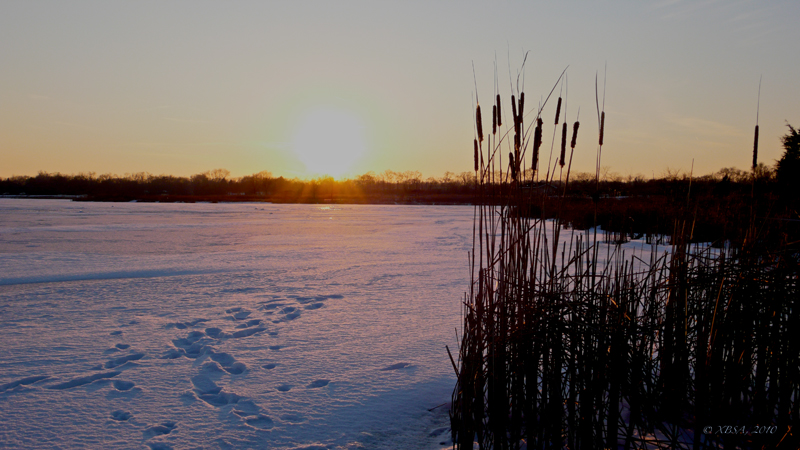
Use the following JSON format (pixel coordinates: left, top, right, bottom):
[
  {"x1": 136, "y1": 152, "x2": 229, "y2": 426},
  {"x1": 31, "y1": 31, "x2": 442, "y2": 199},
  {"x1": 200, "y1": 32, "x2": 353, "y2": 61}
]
[{"x1": 450, "y1": 68, "x2": 798, "y2": 450}]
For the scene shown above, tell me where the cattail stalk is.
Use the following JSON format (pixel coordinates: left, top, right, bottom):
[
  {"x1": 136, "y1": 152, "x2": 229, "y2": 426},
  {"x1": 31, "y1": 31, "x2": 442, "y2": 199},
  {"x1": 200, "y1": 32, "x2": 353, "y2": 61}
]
[
  {"x1": 533, "y1": 118, "x2": 543, "y2": 173},
  {"x1": 496, "y1": 94, "x2": 502, "y2": 127},
  {"x1": 474, "y1": 138, "x2": 479, "y2": 172},
  {"x1": 571, "y1": 121, "x2": 580, "y2": 149},
  {"x1": 476, "y1": 105, "x2": 484, "y2": 143},
  {"x1": 560, "y1": 122, "x2": 568, "y2": 167},
  {"x1": 599, "y1": 111, "x2": 605, "y2": 146},
  {"x1": 554, "y1": 97, "x2": 562, "y2": 125},
  {"x1": 511, "y1": 95, "x2": 517, "y2": 125},
  {"x1": 752, "y1": 125, "x2": 759, "y2": 171}
]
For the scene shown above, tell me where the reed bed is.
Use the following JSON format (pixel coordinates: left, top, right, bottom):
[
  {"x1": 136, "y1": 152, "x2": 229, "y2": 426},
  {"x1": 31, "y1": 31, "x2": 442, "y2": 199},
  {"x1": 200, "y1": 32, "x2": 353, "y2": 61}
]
[{"x1": 449, "y1": 70, "x2": 799, "y2": 449}]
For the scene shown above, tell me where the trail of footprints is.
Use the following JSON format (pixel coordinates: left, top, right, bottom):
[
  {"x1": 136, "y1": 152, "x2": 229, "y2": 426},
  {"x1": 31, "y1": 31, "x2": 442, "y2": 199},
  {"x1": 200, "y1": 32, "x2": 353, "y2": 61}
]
[
  {"x1": 160, "y1": 293, "x2": 344, "y2": 435},
  {"x1": 1, "y1": 291, "x2": 412, "y2": 444}
]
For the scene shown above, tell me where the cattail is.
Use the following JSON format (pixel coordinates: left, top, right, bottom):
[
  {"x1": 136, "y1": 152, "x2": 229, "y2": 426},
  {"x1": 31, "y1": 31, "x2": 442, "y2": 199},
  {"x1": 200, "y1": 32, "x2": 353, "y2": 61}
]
[
  {"x1": 599, "y1": 111, "x2": 605, "y2": 146},
  {"x1": 533, "y1": 118, "x2": 543, "y2": 172},
  {"x1": 554, "y1": 97, "x2": 562, "y2": 125},
  {"x1": 534, "y1": 118, "x2": 543, "y2": 151},
  {"x1": 571, "y1": 121, "x2": 580, "y2": 149},
  {"x1": 560, "y1": 122, "x2": 568, "y2": 167},
  {"x1": 476, "y1": 105, "x2": 484, "y2": 143},
  {"x1": 512, "y1": 95, "x2": 521, "y2": 145},
  {"x1": 511, "y1": 95, "x2": 517, "y2": 125},
  {"x1": 509, "y1": 151, "x2": 516, "y2": 179},
  {"x1": 518, "y1": 92, "x2": 525, "y2": 121},
  {"x1": 474, "y1": 138, "x2": 479, "y2": 172},
  {"x1": 752, "y1": 125, "x2": 759, "y2": 170},
  {"x1": 492, "y1": 105, "x2": 497, "y2": 135},
  {"x1": 496, "y1": 94, "x2": 502, "y2": 126}
]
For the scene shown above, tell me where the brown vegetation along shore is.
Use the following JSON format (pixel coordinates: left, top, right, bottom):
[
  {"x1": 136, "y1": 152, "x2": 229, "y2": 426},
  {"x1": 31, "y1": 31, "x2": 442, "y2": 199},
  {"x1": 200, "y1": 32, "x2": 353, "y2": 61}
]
[
  {"x1": 4, "y1": 165, "x2": 797, "y2": 245},
  {"x1": 449, "y1": 73, "x2": 799, "y2": 449}
]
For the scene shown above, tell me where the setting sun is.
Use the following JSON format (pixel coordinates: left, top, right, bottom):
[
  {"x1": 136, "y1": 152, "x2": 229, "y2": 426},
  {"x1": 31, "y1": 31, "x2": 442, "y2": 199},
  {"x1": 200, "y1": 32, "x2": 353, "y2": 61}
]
[{"x1": 290, "y1": 107, "x2": 368, "y2": 178}]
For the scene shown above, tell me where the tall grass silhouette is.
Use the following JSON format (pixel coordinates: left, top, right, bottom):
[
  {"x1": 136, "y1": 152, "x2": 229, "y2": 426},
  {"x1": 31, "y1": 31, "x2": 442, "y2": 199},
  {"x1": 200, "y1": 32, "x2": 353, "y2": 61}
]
[{"x1": 449, "y1": 66, "x2": 799, "y2": 449}]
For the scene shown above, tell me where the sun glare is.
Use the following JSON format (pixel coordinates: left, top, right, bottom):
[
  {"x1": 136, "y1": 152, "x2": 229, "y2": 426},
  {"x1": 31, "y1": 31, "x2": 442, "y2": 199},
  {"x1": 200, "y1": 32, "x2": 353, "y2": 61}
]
[{"x1": 291, "y1": 107, "x2": 368, "y2": 178}]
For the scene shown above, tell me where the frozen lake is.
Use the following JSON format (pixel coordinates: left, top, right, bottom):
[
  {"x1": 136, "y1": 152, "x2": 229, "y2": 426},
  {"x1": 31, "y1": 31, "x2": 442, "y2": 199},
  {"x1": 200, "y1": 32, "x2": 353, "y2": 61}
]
[{"x1": 0, "y1": 199, "x2": 473, "y2": 449}]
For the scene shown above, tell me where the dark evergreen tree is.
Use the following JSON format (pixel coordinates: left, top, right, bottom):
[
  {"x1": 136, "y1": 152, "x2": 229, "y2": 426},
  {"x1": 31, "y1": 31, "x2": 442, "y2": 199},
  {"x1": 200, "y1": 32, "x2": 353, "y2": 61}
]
[{"x1": 776, "y1": 123, "x2": 800, "y2": 193}]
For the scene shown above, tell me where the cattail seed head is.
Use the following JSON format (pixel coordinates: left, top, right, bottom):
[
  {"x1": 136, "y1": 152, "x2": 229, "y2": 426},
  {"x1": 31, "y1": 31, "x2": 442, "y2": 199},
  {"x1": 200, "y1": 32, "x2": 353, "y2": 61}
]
[
  {"x1": 753, "y1": 125, "x2": 759, "y2": 170},
  {"x1": 571, "y1": 121, "x2": 580, "y2": 149},
  {"x1": 511, "y1": 95, "x2": 517, "y2": 125},
  {"x1": 509, "y1": 151, "x2": 516, "y2": 180},
  {"x1": 560, "y1": 122, "x2": 568, "y2": 167},
  {"x1": 534, "y1": 118, "x2": 543, "y2": 151},
  {"x1": 476, "y1": 105, "x2": 484, "y2": 143},
  {"x1": 533, "y1": 118, "x2": 543, "y2": 173},
  {"x1": 518, "y1": 92, "x2": 525, "y2": 121},
  {"x1": 599, "y1": 111, "x2": 605, "y2": 146},
  {"x1": 496, "y1": 94, "x2": 502, "y2": 126},
  {"x1": 555, "y1": 97, "x2": 562, "y2": 125},
  {"x1": 492, "y1": 105, "x2": 497, "y2": 135},
  {"x1": 474, "y1": 138, "x2": 479, "y2": 172}
]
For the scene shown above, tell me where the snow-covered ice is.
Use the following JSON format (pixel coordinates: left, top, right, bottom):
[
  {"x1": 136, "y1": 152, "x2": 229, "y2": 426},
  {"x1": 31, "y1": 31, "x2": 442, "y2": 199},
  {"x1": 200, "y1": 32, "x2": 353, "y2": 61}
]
[{"x1": 0, "y1": 199, "x2": 473, "y2": 450}]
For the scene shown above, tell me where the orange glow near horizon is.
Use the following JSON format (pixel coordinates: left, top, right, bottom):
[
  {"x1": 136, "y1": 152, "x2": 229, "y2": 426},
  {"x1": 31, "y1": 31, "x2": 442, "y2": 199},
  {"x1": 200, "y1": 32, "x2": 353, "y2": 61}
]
[{"x1": 1, "y1": 3, "x2": 799, "y2": 180}]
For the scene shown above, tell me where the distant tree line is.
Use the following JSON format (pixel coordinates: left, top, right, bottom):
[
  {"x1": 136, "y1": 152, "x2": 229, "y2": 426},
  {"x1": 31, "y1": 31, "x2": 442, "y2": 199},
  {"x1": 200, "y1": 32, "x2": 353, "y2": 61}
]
[
  {"x1": 0, "y1": 169, "x2": 480, "y2": 203},
  {"x1": 0, "y1": 164, "x2": 796, "y2": 203},
  {"x1": 2, "y1": 124, "x2": 798, "y2": 208}
]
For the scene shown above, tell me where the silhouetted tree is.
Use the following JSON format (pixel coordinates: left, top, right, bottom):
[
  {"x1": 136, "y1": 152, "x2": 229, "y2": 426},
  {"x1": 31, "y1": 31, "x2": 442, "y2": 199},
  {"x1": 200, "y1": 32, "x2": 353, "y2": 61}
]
[{"x1": 776, "y1": 123, "x2": 800, "y2": 194}]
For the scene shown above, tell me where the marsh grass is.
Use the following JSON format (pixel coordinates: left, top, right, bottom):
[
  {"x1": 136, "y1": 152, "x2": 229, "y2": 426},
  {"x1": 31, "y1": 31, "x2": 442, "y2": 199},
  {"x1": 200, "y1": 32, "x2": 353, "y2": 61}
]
[{"x1": 449, "y1": 70, "x2": 799, "y2": 449}]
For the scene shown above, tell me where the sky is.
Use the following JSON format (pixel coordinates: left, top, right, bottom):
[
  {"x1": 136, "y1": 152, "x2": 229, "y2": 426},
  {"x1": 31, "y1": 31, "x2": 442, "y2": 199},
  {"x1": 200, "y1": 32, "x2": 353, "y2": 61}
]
[{"x1": 1, "y1": 1, "x2": 799, "y2": 180}]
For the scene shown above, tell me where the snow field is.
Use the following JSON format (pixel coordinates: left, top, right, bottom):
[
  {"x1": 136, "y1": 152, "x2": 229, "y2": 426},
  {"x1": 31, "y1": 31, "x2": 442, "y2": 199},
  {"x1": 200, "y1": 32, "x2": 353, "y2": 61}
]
[{"x1": 0, "y1": 200, "x2": 470, "y2": 449}]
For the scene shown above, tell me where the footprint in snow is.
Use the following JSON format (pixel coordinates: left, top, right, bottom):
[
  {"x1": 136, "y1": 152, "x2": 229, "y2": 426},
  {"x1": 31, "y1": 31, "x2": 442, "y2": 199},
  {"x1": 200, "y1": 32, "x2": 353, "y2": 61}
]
[
  {"x1": 147, "y1": 443, "x2": 173, "y2": 450},
  {"x1": 170, "y1": 318, "x2": 209, "y2": 329},
  {"x1": 235, "y1": 319, "x2": 261, "y2": 329},
  {"x1": 276, "y1": 384, "x2": 292, "y2": 392},
  {"x1": 380, "y1": 362, "x2": 412, "y2": 371},
  {"x1": 191, "y1": 375, "x2": 242, "y2": 407},
  {"x1": 244, "y1": 414, "x2": 275, "y2": 430},
  {"x1": 111, "y1": 410, "x2": 132, "y2": 421},
  {"x1": 113, "y1": 380, "x2": 135, "y2": 391},
  {"x1": 225, "y1": 307, "x2": 251, "y2": 320},
  {"x1": 306, "y1": 379, "x2": 330, "y2": 389},
  {"x1": 204, "y1": 327, "x2": 222, "y2": 338},
  {"x1": 47, "y1": 371, "x2": 121, "y2": 390},
  {"x1": 0, "y1": 375, "x2": 50, "y2": 393},
  {"x1": 230, "y1": 327, "x2": 266, "y2": 338},
  {"x1": 105, "y1": 352, "x2": 145, "y2": 369},
  {"x1": 143, "y1": 421, "x2": 177, "y2": 439},
  {"x1": 208, "y1": 351, "x2": 247, "y2": 375}
]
